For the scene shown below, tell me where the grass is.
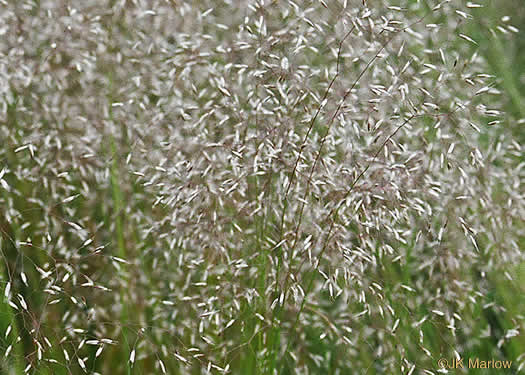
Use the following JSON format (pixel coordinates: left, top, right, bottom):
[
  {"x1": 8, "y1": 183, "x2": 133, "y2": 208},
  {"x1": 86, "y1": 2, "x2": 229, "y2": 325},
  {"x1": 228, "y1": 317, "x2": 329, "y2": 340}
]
[{"x1": 0, "y1": 0, "x2": 524, "y2": 374}]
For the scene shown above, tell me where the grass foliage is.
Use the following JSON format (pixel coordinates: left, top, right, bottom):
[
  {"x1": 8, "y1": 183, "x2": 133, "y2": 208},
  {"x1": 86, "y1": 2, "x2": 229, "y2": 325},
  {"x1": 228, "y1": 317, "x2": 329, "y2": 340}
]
[{"x1": 0, "y1": 0, "x2": 524, "y2": 374}]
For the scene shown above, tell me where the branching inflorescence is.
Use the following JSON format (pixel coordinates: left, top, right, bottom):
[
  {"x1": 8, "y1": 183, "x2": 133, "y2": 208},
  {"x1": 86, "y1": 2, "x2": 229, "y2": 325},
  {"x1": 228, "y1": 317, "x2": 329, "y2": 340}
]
[{"x1": 0, "y1": 0, "x2": 523, "y2": 374}]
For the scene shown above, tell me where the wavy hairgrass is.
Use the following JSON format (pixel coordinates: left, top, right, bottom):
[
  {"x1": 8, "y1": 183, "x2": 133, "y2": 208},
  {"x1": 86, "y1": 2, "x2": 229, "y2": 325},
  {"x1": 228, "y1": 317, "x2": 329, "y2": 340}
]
[{"x1": 0, "y1": 0, "x2": 524, "y2": 374}]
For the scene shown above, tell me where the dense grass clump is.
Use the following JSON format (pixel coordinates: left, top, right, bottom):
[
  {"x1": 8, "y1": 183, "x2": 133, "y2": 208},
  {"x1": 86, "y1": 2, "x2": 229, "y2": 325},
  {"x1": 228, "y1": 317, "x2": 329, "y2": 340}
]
[{"x1": 0, "y1": 0, "x2": 523, "y2": 374}]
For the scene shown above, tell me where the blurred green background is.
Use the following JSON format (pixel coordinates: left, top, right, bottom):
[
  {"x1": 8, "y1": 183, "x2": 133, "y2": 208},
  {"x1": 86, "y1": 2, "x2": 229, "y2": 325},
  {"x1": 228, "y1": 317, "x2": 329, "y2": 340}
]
[
  {"x1": 473, "y1": 2, "x2": 525, "y2": 373},
  {"x1": 469, "y1": 0, "x2": 525, "y2": 140}
]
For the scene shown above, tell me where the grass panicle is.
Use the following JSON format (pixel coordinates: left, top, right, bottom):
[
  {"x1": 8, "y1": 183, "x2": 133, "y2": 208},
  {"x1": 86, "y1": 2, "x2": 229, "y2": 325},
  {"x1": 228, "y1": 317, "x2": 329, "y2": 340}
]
[{"x1": 0, "y1": 0, "x2": 523, "y2": 374}]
